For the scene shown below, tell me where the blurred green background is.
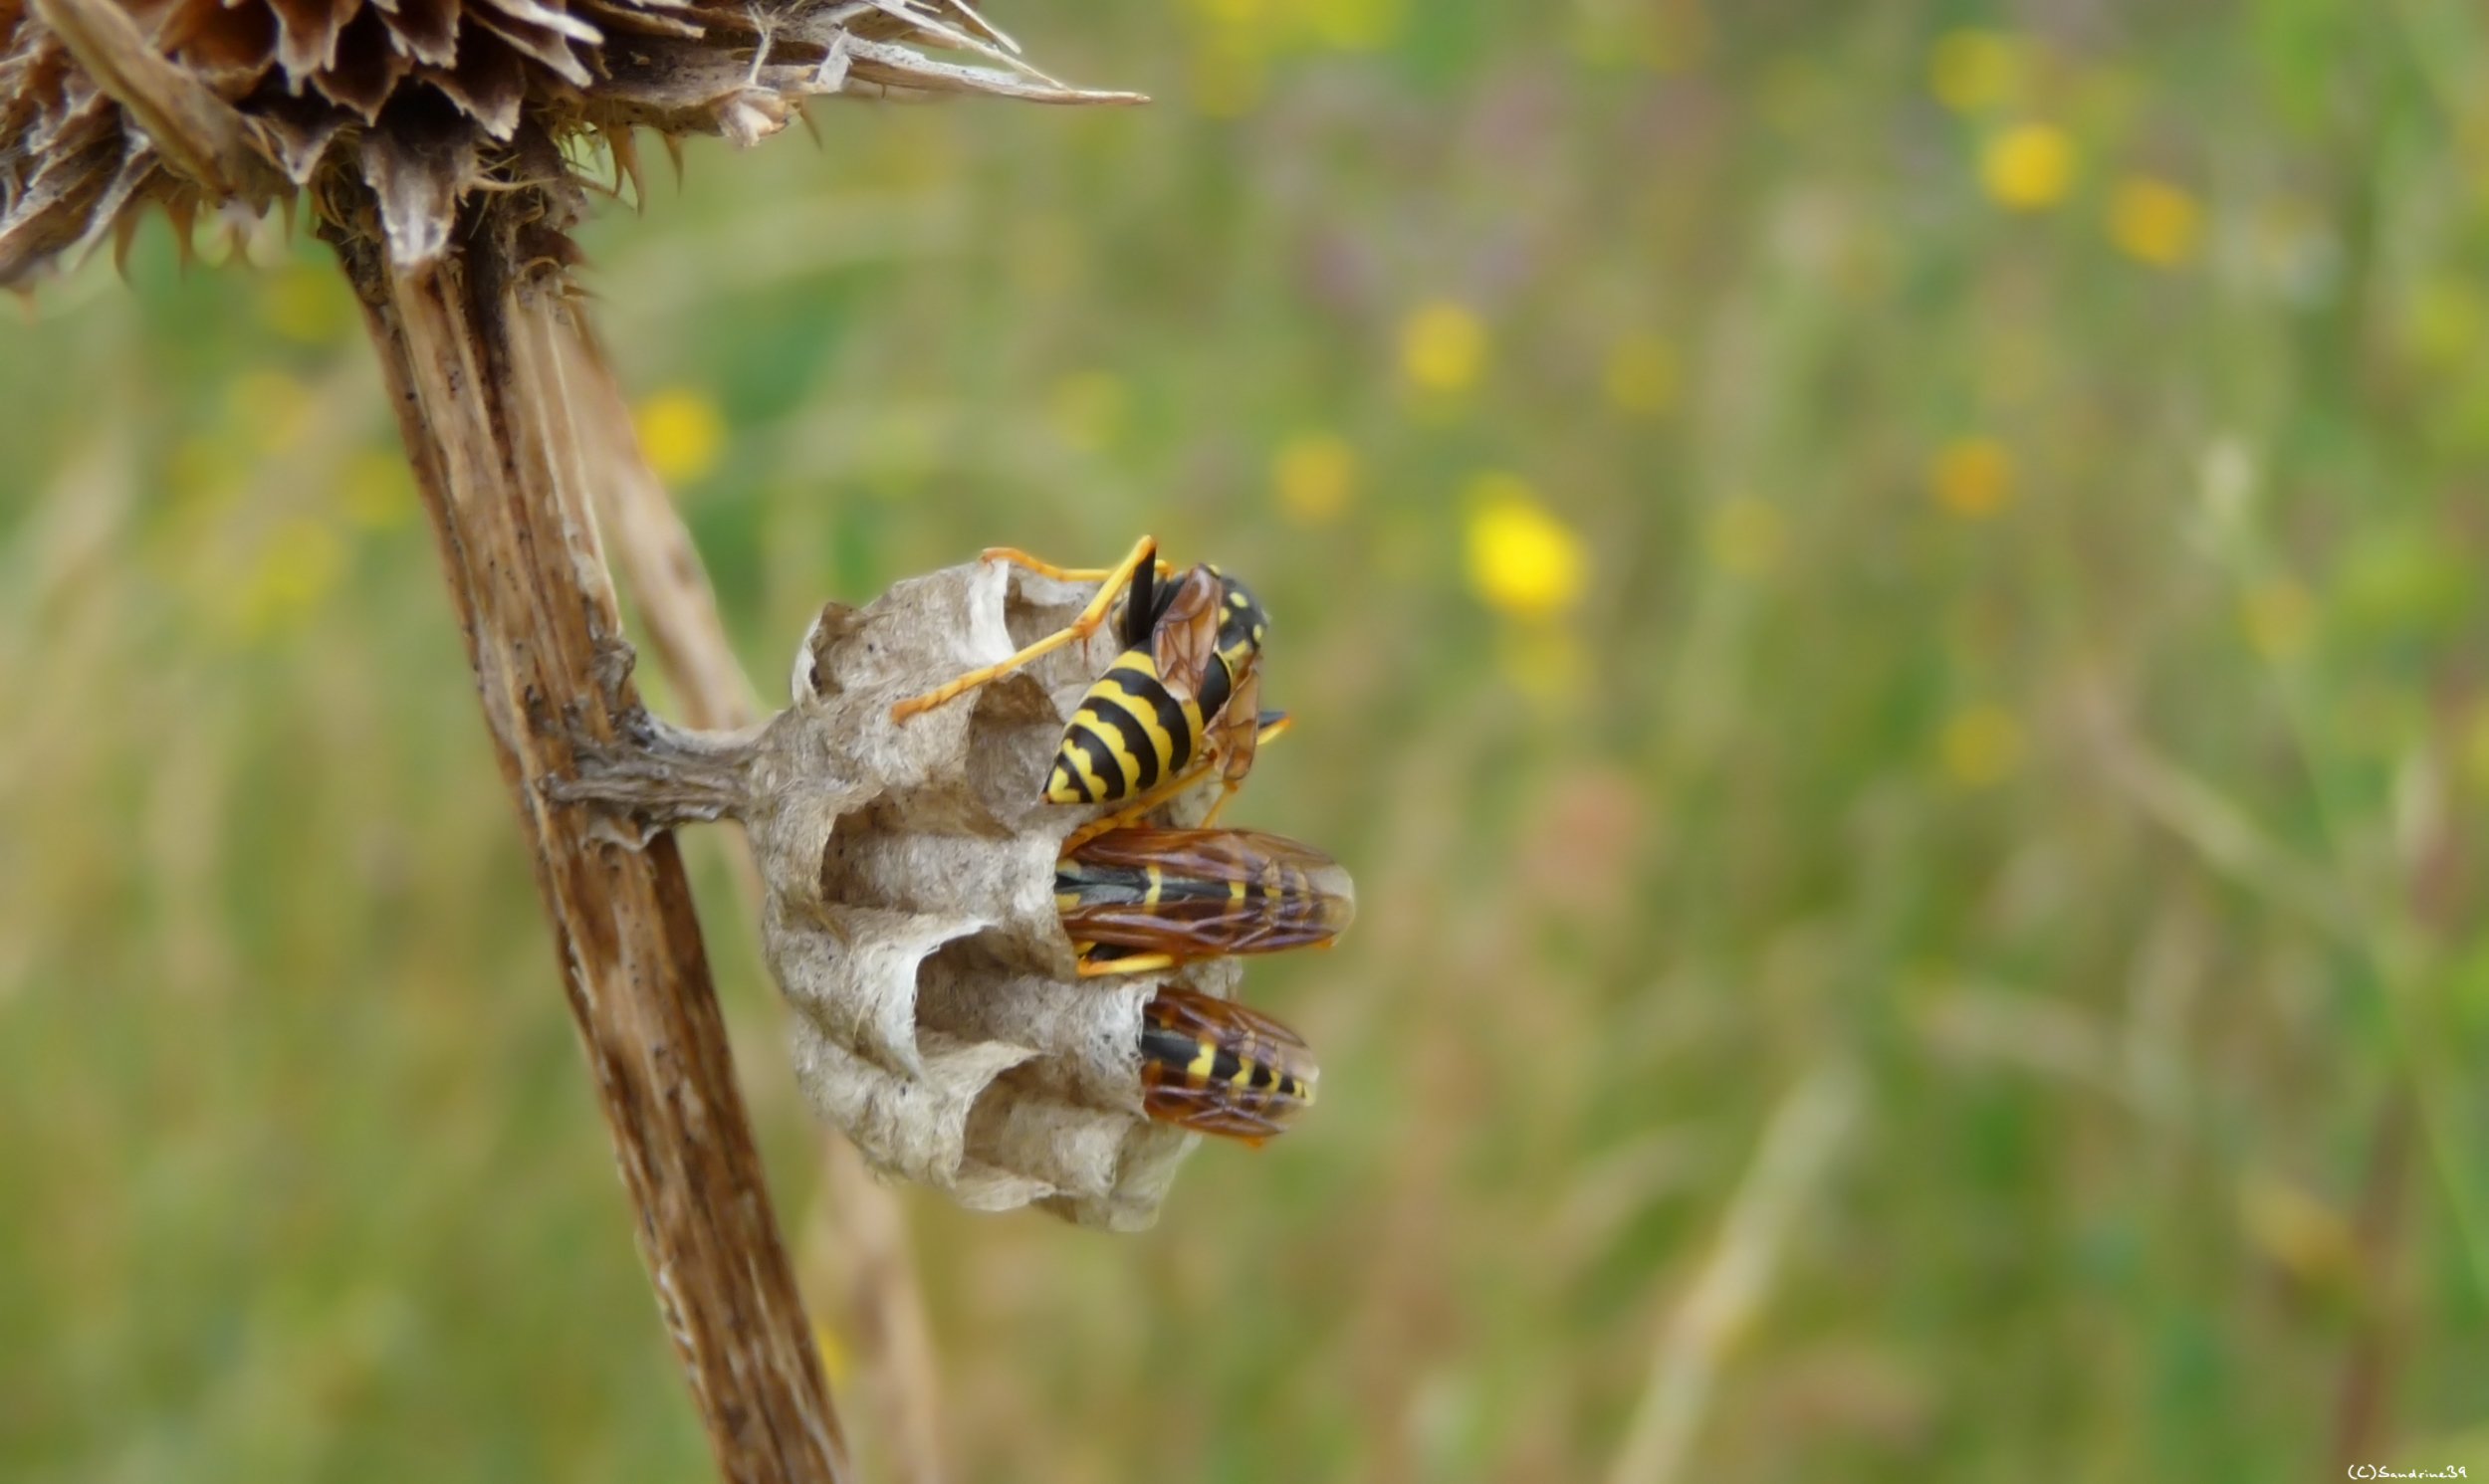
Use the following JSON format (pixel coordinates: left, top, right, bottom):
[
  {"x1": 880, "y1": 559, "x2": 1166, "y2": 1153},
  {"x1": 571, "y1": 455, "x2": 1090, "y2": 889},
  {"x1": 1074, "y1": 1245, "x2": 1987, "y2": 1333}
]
[{"x1": 7, "y1": 1, "x2": 2489, "y2": 1479}]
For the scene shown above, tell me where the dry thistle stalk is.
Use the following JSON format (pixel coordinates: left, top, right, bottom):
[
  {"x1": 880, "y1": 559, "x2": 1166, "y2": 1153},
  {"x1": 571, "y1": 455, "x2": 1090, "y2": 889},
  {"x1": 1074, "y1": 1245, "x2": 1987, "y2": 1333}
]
[
  {"x1": 566, "y1": 558, "x2": 1244, "y2": 1230},
  {"x1": 4, "y1": 0, "x2": 1144, "y2": 1477}
]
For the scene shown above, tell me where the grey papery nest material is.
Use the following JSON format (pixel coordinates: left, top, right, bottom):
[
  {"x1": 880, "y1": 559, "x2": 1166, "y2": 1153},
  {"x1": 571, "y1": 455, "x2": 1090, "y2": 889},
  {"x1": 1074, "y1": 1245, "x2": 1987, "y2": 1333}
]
[
  {"x1": 563, "y1": 559, "x2": 1237, "y2": 1230},
  {"x1": 0, "y1": 0, "x2": 1136, "y2": 283}
]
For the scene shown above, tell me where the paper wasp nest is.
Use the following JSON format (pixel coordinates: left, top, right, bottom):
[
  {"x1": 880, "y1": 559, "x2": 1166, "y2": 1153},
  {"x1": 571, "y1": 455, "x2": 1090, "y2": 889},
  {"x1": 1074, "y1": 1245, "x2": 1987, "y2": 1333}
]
[{"x1": 573, "y1": 558, "x2": 1234, "y2": 1229}]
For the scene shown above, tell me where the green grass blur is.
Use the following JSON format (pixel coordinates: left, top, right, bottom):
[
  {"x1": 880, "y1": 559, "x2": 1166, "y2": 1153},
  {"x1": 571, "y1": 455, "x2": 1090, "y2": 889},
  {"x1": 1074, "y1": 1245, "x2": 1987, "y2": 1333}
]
[{"x1": 7, "y1": 2, "x2": 2489, "y2": 1479}]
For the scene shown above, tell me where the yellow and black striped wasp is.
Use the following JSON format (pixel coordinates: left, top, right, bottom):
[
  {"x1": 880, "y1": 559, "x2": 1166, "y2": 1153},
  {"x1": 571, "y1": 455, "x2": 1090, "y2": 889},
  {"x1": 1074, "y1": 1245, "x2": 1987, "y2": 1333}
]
[
  {"x1": 890, "y1": 536, "x2": 1270, "y2": 817},
  {"x1": 1054, "y1": 826, "x2": 1356, "y2": 977},
  {"x1": 1139, "y1": 988, "x2": 1318, "y2": 1146}
]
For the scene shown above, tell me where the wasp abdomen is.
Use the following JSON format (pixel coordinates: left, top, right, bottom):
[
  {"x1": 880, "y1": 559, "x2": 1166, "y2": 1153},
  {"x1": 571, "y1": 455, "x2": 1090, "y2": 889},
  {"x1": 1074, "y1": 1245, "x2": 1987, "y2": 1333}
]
[
  {"x1": 1136, "y1": 989, "x2": 1319, "y2": 1144},
  {"x1": 1048, "y1": 656, "x2": 1199, "y2": 803}
]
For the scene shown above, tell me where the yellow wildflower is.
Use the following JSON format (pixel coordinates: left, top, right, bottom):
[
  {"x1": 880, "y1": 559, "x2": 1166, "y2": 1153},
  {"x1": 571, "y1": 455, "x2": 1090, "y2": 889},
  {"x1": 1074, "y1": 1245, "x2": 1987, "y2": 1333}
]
[
  {"x1": 2402, "y1": 278, "x2": 2484, "y2": 370},
  {"x1": 2237, "y1": 1175, "x2": 2359, "y2": 1291},
  {"x1": 1464, "y1": 475, "x2": 1587, "y2": 620},
  {"x1": 1046, "y1": 371, "x2": 1129, "y2": 454},
  {"x1": 634, "y1": 389, "x2": 726, "y2": 485},
  {"x1": 261, "y1": 264, "x2": 348, "y2": 344},
  {"x1": 229, "y1": 370, "x2": 316, "y2": 456},
  {"x1": 1703, "y1": 496, "x2": 1785, "y2": 578},
  {"x1": 1928, "y1": 438, "x2": 2014, "y2": 519},
  {"x1": 2108, "y1": 177, "x2": 2202, "y2": 268},
  {"x1": 337, "y1": 448, "x2": 415, "y2": 530},
  {"x1": 1188, "y1": 40, "x2": 1262, "y2": 117},
  {"x1": 1928, "y1": 30, "x2": 2017, "y2": 114},
  {"x1": 2240, "y1": 579, "x2": 2315, "y2": 660},
  {"x1": 2461, "y1": 700, "x2": 2489, "y2": 800},
  {"x1": 239, "y1": 518, "x2": 345, "y2": 637},
  {"x1": 1939, "y1": 705, "x2": 2025, "y2": 787},
  {"x1": 166, "y1": 435, "x2": 243, "y2": 506},
  {"x1": 1297, "y1": 0, "x2": 1400, "y2": 51},
  {"x1": 1981, "y1": 124, "x2": 2075, "y2": 211},
  {"x1": 1401, "y1": 302, "x2": 1486, "y2": 395},
  {"x1": 812, "y1": 1321, "x2": 851, "y2": 1389},
  {"x1": 1272, "y1": 433, "x2": 1357, "y2": 527},
  {"x1": 1495, "y1": 624, "x2": 1589, "y2": 712},
  {"x1": 1603, "y1": 333, "x2": 1678, "y2": 417}
]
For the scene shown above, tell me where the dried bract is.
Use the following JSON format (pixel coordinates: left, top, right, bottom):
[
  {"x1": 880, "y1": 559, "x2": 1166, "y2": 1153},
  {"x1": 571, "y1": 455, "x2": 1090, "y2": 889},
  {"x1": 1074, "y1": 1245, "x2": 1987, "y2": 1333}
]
[
  {"x1": 1, "y1": 0, "x2": 1138, "y2": 284},
  {"x1": 565, "y1": 559, "x2": 1242, "y2": 1229}
]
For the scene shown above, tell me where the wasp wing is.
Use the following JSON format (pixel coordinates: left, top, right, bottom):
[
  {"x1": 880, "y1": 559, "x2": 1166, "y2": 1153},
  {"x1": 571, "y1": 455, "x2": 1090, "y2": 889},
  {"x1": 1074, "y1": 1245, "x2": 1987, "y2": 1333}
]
[
  {"x1": 1148, "y1": 567, "x2": 1224, "y2": 707},
  {"x1": 1140, "y1": 1082, "x2": 1293, "y2": 1145},
  {"x1": 1148, "y1": 986, "x2": 1311, "y2": 1051}
]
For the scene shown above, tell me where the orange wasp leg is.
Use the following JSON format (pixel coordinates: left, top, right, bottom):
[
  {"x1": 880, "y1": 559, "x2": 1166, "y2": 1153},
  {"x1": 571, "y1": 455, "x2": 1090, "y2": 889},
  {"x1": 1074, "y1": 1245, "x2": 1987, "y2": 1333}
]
[
  {"x1": 889, "y1": 534, "x2": 1159, "y2": 724},
  {"x1": 1058, "y1": 713, "x2": 1294, "y2": 855},
  {"x1": 980, "y1": 545, "x2": 1177, "y2": 585},
  {"x1": 1075, "y1": 952, "x2": 1180, "y2": 978}
]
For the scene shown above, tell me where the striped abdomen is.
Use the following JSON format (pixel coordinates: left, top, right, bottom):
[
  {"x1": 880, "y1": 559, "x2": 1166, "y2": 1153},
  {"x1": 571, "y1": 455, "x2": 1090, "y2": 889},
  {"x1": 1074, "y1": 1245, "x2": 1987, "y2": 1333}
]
[
  {"x1": 1136, "y1": 989, "x2": 1317, "y2": 1145},
  {"x1": 1045, "y1": 567, "x2": 1264, "y2": 805},
  {"x1": 1045, "y1": 648, "x2": 1229, "y2": 805}
]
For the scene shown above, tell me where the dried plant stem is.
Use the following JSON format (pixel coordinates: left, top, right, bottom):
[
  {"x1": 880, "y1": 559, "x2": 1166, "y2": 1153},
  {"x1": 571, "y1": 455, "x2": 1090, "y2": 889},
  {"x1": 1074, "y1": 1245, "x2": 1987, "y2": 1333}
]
[
  {"x1": 569, "y1": 322, "x2": 949, "y2": 1484},
  {"x1": 324, "y1": 187, "x2": 848, "y2": 1484},
  {"x1": 1608, "y1": 1063, "x2": 1860, "y2": 1484}
]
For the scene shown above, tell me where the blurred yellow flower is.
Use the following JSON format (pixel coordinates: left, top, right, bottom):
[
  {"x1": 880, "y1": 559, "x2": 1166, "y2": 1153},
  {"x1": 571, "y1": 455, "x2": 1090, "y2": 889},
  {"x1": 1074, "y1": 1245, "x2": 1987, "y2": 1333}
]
[
  {"x1": 1188, "y1": 40, "x2": 1263, "y2": 117},
  {"x1": 2461, "y1": 700, "x2": 2489, "y2": 800},
  {"x1": 1297, "y1": 0, "x2": 1400, "y2": 51},
  {"x1": 1703, "y1": 496, "x2": 1785, "y2": 578},
  {"x1": 812, "y1": 1321, "x2": 851, "y2": 1389},
  {"x1": 1928, "y1": 437, "x2": 2014, "y2": 519},
  {"x1": 2402, "y1": 278, "x2": 2485, "y2": 370},
  {"x1": 635, "y1": 389, "x2": 726, "y2": 485},
  {"x1": 1495, "y1": 624, "x2": 1589, "y2": 712},
  {"x1": 2237, "y1": 1175, "x2": 2359, "y2": 1291},
  {"x1": 230, "y1": 370, "x2": 316, "y2": 456},
  {"x1": 1047, "y1": 371, "x2": 1129, "y2": 454},
  {"x1": 1929, "y1": 30, "x2": 2017, "y2": 114},
  {"x1": 1981, "y1": 124, "x2": 2075, "y2": 211},
  {"x1": 2108, "y1": 177, "x2": 2202, "y2": 268},
  {"x1": 167, "y1": 435, "x2": 244, "y2": 506},
  {"x1": 1603, "y1": 333, "x2": 1678, "y2": 417},
  {"x1": 338, "y1": 447, "x2": 415, "y2": 530},
  {"x1": 261, "y1": 264, "x2": 348, "y2": 344},
  {"x1": 2240, "y1": 578, "x2": 2315, "y2": 660},
  {"x1": 1401, "y1": 302, "x2": 1486, "y2": 395},
  {"x1": 1272, "y1": 433, "x2": 1357, "y2": 526},
  {"x1": 239, "y1": 518, "x2": 345, "y2": 638},
  {"x1": 1939, "y1": 705, "x2": 2025, "y2": 787},
  {"x1": 1465, "y1": 476, "x2": 1587, "y2": 620}
]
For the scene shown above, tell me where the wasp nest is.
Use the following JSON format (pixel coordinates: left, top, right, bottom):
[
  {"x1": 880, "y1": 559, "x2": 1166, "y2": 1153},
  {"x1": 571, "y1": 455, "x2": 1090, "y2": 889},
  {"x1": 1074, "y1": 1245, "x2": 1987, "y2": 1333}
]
[
  {"x1": 566, "y1": 557, "x2": 1247, "y2": 1229},
  {"x1": 0, "y1": 0, "x2": 1133, "y2": 283}
]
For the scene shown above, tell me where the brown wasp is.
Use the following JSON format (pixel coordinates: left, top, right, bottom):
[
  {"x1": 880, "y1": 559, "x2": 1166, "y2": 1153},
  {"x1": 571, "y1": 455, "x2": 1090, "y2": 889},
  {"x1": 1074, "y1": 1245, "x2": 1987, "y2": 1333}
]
[
  {"x1": 1054, "y1": 825, "x2": 1355, "y2": 977},
  {"x1": 1138, "y1": 988, "x2": 1318, "y2": 1146}
]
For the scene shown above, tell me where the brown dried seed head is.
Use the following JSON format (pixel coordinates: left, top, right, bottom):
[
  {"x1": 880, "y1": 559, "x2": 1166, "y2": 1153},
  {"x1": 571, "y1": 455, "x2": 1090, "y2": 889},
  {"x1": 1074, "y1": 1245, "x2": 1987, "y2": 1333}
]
[{"x1": 1, "y1": 0, "x2": 1140, "y2": 284}]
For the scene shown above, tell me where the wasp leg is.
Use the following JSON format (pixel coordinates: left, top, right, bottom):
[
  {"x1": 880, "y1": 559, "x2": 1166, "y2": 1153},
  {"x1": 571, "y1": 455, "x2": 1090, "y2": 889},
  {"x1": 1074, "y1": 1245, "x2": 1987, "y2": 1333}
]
[
  {"x1": 1075, "y1": 952, "x2": 1181, "y2": 978},
  {"x1": 981, "y1": 545, "x2": 1176, "y2": 584},
  {"x1": 1056, "y1": 713, "x2": 1294, "y2": 855},
  {"x1": 890, "y1": 534, "x2": 1158, "y2": 724}
]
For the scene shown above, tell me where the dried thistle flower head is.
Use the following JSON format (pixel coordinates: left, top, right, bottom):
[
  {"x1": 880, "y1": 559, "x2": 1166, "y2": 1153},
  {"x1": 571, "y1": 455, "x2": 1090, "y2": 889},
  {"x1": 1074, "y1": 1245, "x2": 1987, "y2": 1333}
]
[
  {"x1": 568, "y1": 558, "x2": 1255, "y2": 1229},
  {"x1": 0, "y1": 0, "x2": 1135, "y2": 283}
]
